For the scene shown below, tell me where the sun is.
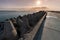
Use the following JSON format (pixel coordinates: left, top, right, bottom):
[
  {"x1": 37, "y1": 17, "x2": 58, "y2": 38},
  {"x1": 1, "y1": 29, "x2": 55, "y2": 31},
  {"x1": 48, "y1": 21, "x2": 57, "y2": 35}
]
[{"x1": 36, "y1": 0, "x2": 41, "y2": 6}]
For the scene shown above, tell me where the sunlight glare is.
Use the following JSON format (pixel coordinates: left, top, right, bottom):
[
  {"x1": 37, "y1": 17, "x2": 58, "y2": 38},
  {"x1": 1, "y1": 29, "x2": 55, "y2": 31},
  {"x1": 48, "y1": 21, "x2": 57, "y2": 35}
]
[{"x1": 36, "y1": 0, "x2": 41, "y2": 6}]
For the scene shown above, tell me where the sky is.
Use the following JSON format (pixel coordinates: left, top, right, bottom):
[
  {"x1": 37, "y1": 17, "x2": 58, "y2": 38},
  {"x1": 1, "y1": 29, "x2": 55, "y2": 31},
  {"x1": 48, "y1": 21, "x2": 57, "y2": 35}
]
[{"x1": 0, "y1": 0, "x2": 60, "y2": 10}]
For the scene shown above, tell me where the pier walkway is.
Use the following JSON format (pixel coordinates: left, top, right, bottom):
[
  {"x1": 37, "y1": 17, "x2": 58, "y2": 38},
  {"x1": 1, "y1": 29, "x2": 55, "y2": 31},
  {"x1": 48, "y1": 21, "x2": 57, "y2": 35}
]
[{"x1": 34, "y1": 12, "x2": 60, "y2": 40}]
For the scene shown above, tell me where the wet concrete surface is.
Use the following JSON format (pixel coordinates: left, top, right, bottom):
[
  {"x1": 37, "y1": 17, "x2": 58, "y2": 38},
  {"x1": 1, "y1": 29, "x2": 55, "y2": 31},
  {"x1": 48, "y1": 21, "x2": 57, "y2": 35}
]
[{"x1": 34, "y1": 12, "x2": 60, "y2": 40}]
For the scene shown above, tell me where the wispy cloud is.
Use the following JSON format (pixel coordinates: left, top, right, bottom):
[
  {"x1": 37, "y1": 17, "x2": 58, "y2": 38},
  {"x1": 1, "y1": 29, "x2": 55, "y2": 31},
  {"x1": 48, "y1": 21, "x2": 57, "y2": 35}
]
[{"x1": 0, "y1": 0, "x2": 60, "y2": 10}]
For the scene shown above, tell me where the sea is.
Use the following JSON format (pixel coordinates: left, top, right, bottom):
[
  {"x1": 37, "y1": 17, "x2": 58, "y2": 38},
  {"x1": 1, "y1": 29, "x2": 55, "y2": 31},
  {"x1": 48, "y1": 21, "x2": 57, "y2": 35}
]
[{"x1": 0, "y1": 11, "x2": 34, "y2": 22}]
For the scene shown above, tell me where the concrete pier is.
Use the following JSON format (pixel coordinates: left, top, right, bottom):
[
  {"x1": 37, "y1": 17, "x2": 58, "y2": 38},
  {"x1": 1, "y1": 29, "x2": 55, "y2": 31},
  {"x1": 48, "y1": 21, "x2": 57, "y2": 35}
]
[
  {"x1": 0, "y1": 11, "x2": 47, "y2": 40},
  {"x1": 24, "y1": 13, "x2": 47, "y2": 40}
]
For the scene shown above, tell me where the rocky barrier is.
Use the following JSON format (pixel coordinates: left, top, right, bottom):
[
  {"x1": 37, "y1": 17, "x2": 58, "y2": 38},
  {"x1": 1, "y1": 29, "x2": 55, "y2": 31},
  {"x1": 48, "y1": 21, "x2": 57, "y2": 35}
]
[{"x1": 0, "y1": 11, "x2": 47, "y2": 40}]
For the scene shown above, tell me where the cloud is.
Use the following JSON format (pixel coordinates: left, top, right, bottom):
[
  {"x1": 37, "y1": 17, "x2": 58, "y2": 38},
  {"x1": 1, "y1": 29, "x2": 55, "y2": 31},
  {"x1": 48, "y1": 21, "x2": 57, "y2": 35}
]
[
  {"x1": 0, "y1": 0, "x2": 36, "y2": 8},
  {"x1": 0, "y1": 0, "x2": 60, "y2": 11}
]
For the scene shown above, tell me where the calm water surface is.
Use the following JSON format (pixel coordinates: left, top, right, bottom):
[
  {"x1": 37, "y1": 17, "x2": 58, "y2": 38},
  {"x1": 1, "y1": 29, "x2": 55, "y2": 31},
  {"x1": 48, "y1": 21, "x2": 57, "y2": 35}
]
[{"x1": 0, "y1": 11, "x2": 34, "y2": 22}]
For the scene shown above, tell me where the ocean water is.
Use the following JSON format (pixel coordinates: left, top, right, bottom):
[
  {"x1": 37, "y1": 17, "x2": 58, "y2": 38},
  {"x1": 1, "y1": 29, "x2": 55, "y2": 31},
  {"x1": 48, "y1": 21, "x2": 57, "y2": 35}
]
[{"x1": 0, "y1": 11, "x2": 34, "y2": 22}]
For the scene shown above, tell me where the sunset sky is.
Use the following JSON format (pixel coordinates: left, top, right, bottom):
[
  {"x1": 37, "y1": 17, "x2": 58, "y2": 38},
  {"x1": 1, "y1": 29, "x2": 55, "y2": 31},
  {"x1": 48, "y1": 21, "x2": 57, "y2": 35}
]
[{"x1": 0, "y1": 0, "x2": 60, "y2": 10}]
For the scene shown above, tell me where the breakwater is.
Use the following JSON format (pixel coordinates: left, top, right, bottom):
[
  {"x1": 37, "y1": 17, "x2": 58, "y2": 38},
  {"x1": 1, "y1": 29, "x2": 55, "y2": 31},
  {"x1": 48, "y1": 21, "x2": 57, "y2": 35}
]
[{"x1": 0, "y1": 11, "x2": 47, "y2": 40}]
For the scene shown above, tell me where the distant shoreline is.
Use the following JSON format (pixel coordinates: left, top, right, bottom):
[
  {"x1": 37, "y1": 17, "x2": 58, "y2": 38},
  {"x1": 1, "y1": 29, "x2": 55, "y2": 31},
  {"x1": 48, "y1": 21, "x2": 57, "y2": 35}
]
[
  {"x1": 0, "y1": 10, "x2": 60, "y2": 13},
  {"x1": 48, "y1": 11, "x2": 60, "y2": 13}
]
